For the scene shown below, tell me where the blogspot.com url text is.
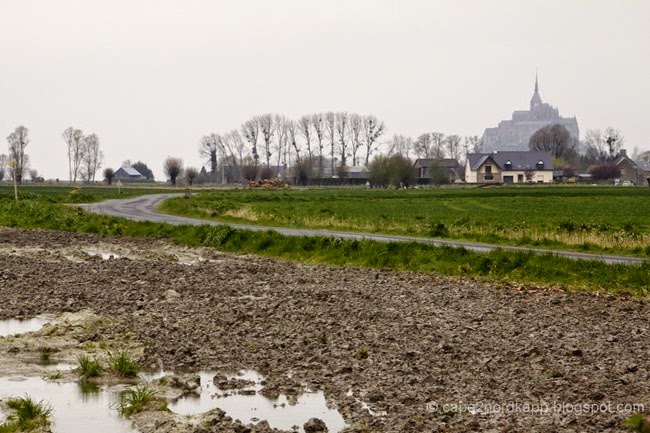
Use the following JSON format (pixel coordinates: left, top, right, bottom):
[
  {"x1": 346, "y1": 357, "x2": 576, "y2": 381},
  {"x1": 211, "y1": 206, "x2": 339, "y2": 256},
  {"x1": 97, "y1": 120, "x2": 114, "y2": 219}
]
[{"x1": 425, "y1": 400, "x2": 645, "y2": 416}]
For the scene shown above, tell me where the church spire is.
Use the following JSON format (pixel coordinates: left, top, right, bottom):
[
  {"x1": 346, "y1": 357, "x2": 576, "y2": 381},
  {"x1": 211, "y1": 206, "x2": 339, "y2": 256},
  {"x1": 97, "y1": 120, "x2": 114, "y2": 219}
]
[{"x1": 530, "y1": 72, "x2": 542, "y2": 109}]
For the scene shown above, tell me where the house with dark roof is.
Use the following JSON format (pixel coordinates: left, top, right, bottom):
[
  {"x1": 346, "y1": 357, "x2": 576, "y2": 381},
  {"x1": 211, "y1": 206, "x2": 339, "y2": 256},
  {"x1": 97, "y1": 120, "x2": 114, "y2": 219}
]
[
  {"x1": 465, "y1": 151, "x2": 554, "y2": 183},
  {"x1": 414, "y1": 158, "x2": 461, "y2": 183},
  {"x1": 113, "y1": 166, "x2": 145, "y2": 180},
  {"x1": 615, "y1": 149, "x2": 650, "y2": 185}
]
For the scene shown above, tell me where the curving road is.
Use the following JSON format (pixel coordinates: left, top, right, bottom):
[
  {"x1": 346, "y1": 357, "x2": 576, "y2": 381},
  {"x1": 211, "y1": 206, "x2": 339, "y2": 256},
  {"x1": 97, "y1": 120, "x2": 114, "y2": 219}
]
[{"x1": 77, "y1": 193, "x2": 646, "y2": 265}]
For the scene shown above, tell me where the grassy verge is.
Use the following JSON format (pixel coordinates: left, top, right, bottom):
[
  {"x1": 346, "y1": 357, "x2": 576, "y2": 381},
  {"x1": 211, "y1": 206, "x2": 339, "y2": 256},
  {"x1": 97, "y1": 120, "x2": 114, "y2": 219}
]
[
  {"x1": 158, "y1": 186, "x2": 650, "y2": 258},
  {"x1": 0, "y1": 189, "x2": 648, "y2": 296}
]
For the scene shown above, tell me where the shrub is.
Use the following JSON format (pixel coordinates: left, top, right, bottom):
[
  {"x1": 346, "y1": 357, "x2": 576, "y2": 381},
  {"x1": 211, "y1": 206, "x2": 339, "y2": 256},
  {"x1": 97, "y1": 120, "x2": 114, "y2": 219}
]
[{"x1": 589, "y1": 163, "x2": 621, "y2": 180}]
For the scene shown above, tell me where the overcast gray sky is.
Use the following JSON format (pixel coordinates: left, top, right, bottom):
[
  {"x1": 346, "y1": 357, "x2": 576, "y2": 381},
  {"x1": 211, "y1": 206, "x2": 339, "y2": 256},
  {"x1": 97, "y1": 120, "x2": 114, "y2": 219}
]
[{"x1": 1, "y1": 0, "x2": 649, "y2": 180}]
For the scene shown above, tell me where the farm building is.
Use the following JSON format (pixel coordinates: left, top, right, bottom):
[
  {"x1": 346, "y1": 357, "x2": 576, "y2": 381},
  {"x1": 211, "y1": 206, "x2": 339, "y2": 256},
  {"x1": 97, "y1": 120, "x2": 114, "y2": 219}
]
[
  {"x1": 615, "y1": 149, "x2": 650, "y2": 185},
  {"x1": 113, "y1": 166, "x2": 145, "y2": 180},
  {"x1": 414, "y1": 158, "x2": 462, "y2": 183}
]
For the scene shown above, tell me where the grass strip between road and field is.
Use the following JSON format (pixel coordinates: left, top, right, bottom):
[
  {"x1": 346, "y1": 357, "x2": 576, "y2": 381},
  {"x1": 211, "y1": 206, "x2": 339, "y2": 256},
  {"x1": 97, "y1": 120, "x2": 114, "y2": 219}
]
[
  {"x1": 1, "y1": 192, "x2": 648, "y2": 297},
  {"x1": 157, "y1": 186, "x2": 650, "y2": 258}
]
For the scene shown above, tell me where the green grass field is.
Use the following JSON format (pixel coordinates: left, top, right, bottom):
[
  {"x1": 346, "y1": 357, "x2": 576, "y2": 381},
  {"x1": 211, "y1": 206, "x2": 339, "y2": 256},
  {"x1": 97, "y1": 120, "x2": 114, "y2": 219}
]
[
  {"x1": 1, "y1": 184, "x2": 648, "y2": 296},
  {"x1": 159, "y1": 185, "x2": 650, "y2": 257}
]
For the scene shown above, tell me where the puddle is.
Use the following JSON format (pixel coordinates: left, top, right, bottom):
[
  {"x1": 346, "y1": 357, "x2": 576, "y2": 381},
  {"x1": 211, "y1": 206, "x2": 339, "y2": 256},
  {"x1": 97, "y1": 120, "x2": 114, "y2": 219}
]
[
  {"x1": 0, "y1": 363, "x2": 346, "y2": 432},
  {"x1": 161, "y1": 370, "x2": 346, "y2": 432},
  {"x1": 0, "y1": 376, "x2": 135, "y2": 433},
  {"x1": 0, "y1": 317, "x2": 50, "y2": 337},
  {"x1": 82, "y1": 249, "x2": 121, "y2": 260},
  {"x1": 346, "y1": 389, "x2": 388, "y2": 417}
]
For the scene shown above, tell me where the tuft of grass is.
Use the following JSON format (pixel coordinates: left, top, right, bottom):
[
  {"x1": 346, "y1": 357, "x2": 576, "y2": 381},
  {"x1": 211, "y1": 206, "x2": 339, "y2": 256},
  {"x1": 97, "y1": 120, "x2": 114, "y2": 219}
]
[
  {"x1": 41, "y1": 370, "x2": 63, "y2": 381},
  {"x1": 75, "y1": 354, "x2": 102, "y2": 379},
  {"x1": 117, "y1": 384, "x2": 159, "y2": 417},
  {"x1": 107, "y1": 350, "x2": 140, "y2": 377},
  {"x1": 356, "y1": 347, "x2": 370, "y2": 359},
  {"x1": 0, "y1": 395, "x2": 52, "y2": 432}
]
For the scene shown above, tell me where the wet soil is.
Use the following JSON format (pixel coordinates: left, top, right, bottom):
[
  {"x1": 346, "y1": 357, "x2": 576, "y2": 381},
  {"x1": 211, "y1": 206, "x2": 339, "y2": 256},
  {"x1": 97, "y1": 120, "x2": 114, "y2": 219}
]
[{"x1": 0, "y1": 227, "x2": 648, "y2": 432}]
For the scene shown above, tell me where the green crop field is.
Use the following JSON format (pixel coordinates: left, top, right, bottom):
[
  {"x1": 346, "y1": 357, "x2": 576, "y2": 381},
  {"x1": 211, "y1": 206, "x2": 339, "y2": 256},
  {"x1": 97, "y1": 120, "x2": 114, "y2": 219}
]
[
  {"x1": 1, "y1": 184, "x2": 649, "y2": 295},
  {"x1": 0, "y1": 184, "x2": 175, "y2": 204},
  {"x1": 160, "y1": 185, "x2": 650, "y2": 257}
]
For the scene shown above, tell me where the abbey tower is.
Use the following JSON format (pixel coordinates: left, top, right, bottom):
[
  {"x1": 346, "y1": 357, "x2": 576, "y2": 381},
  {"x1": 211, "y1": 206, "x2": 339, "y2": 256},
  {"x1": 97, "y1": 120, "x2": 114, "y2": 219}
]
[{"x1": 482, "y1": 76, "x2": 579, "y2": 152}]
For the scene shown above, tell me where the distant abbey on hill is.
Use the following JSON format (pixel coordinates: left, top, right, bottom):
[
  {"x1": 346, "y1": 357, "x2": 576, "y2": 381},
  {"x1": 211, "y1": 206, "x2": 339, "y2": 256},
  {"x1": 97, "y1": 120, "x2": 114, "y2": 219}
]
[{"x1": 482, "y1": 76, "x2": 579, "y2": 152}]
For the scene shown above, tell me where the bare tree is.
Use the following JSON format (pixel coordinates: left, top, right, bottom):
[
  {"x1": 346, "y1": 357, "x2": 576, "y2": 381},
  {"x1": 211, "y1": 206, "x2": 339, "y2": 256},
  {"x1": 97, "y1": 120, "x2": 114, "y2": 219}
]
[
  {"x1": 241, "y1": 118, "x2": 260, "y2": 165},
  {"x1": 29, "y1": 169, "x2": 39, "y2": 182},
  {"x1": 336, "y1": 112, "x2": 349, "y2": 166},
  {"x1": 81, "y1": 133, "x2": 103, "y2": 182},
  {"x1": 223, "y1": 129, "x2": 246, "y2": 163},
  {"x1": 604, "y1": 126, "x2": 624, "y2": 158},
  {"x1": 386, "y1": 134, "x2": 414, "y2": 159},
  {"x1": 348, "y1": 113, "x2": 363, "y2": 166},
  {"x1": 445, "y1": 134, "x2": 462, "y2": 161},
  {"x1": 6, "y1": 125, "x2": 29, "y2": 184},
  {"x1": 256, "y1": 114, "x2": 274, "y2": 167},
  {"x1": 185, "y1": 167, "x2": 199, "y2": 185},
  {"x1": 524, "y1": 166, "x2": 535, "y2": 182},
  {"x1": 311, "y1": 113, "x2": 326, "y2": 176},
  {"x1": 103, "y1": 167, "x2": 115, "y2": 185},
  {"x1": 298, "y1": 115, "x2": 313, "y2": 163},
  {"x1": 414, "y1": 133, "x2": 433, "y2": 158},
  {"x1": 529, "y1": 124, "x2": 577, "y2": 161},
  {"x1": 274, "y1": 115, "x2": 290, "y2": 177},
  {"x1": 163, "y1": 157, "x2": 184, "y2": 186},
  {"x1": 430, "y1": 132, "x2": 446, "y2": 159},
  {"x1": 199, "y1": 133, "x2": 221, "y2": 179},
  {"x1": 463, "y1": 136, "x2": 483, "y2": 154},
  {"x1": 62, "y1": 127, "x2": 85, "y2": 183},
  {"x1": 0, "y1": 154, "x2": 7, "y2": 182},
  {"x1": 362, "y1": 115, "x2": 384, "y2": 166},
  {"x1": 636, "y1": 150, "x2": 650, "y2": 163},
  {"x1": 325, "y1": 112, "x2": 337, "y2": 176},
  {"x1": 287, "y1": 119, "x2": 300, "y2": 163},
  {"x1": 584, "y1": 129, "x2": 608, "y2": 163}
]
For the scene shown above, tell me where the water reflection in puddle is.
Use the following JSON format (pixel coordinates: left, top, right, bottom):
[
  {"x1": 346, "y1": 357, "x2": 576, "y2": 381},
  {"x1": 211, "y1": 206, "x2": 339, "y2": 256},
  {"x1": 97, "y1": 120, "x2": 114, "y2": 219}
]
[
  {"x1": 83, "y1": 249, "x2": 121, "y2": 260},
  {"x1": 163, "y1": 371, "x2": 346, "y2": 432},
  {"x1": 0, "y1": 317, "x2": 50, "y2": 337},
  {"x1": 0, "y1": 376, "x2": 135, "y2": 433}
]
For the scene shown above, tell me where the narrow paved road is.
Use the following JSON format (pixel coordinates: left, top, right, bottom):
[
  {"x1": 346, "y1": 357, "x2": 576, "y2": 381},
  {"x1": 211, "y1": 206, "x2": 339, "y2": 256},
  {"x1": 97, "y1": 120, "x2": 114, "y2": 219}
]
[{"x1": 77, "y1": 193, "x2": 646, "y2": 265}]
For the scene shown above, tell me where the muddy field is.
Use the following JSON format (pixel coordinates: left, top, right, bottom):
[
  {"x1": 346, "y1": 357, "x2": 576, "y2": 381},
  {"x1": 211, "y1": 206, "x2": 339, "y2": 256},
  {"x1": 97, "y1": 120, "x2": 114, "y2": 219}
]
[{"x1": 0, "y1": 227, "x2": 648, "y2": 432}]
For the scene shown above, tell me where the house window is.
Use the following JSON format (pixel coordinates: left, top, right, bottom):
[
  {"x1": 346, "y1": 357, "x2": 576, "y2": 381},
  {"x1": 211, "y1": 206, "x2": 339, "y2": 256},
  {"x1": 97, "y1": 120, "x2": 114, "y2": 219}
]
[
  {"x1": 536, "y1": 160, "x2": 544, "y2": 170},
  {"x1": 503, "y1": 175, "x2": 513, "y2": 183},
  {"x1": 484, "y1": 165, "x2": 493, "y2": 180},
  {"x1": 504, "y1": 160, "x2": 512, "y2": 170}
]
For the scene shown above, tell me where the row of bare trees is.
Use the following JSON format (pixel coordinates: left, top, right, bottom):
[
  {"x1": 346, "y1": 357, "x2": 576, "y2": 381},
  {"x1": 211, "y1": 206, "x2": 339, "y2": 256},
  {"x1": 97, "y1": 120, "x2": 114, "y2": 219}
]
[
  {"x1": 385, "y1": 133, "x2": 483, "y2": 163},
  {"x1": 62, "y1": 127, "x2": 104, "y2": 183},
  {"x1": 200, "y1": 112, "x2": 386, "y2": 181}
]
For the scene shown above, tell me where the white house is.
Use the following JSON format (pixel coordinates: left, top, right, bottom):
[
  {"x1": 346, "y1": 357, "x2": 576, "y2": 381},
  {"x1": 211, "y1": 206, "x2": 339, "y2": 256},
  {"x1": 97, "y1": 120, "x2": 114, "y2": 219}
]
[{"x1": 465, "y1": 151, "x2": 554, "y2": 184}]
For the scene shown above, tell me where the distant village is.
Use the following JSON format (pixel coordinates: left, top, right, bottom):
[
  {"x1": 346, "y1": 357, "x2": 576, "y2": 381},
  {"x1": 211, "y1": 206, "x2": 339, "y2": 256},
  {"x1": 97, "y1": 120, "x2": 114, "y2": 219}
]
[{"x1": 4, "y1": 77, "x2": 649, "y2": 188}]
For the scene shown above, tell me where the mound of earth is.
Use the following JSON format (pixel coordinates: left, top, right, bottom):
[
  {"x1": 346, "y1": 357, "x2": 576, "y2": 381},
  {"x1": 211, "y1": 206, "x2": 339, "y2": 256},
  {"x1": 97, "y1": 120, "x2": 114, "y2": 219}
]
[{"x1": 0, "y1": 227, "x2": 648, "y2": 432}]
